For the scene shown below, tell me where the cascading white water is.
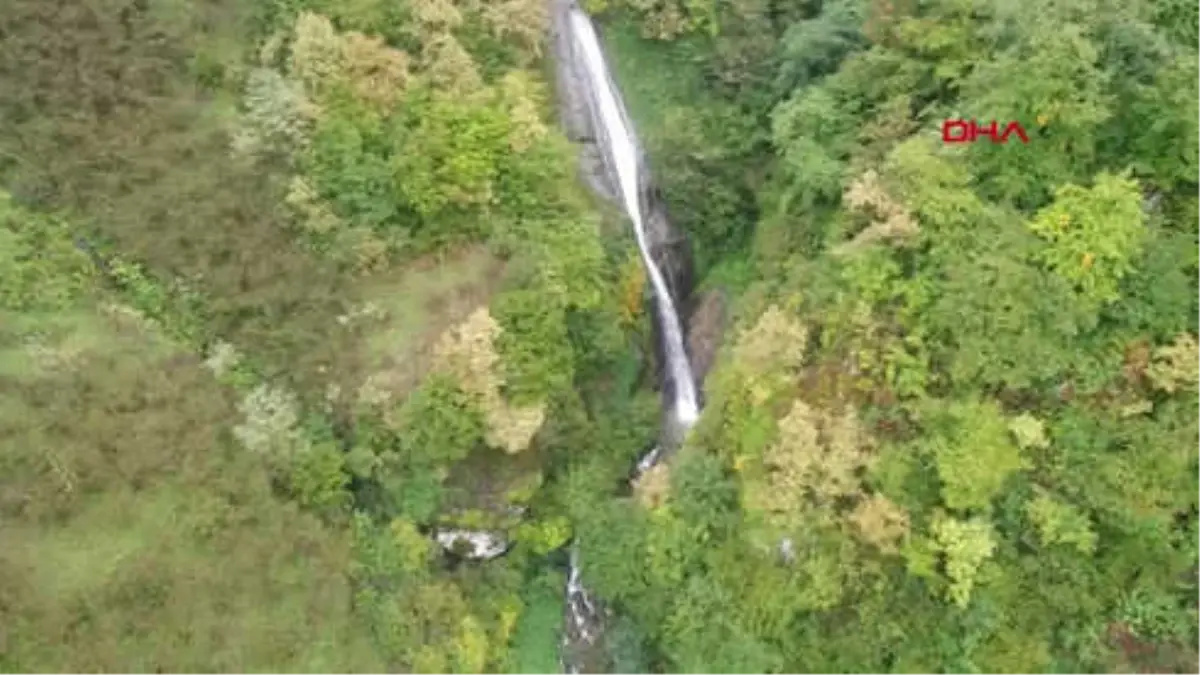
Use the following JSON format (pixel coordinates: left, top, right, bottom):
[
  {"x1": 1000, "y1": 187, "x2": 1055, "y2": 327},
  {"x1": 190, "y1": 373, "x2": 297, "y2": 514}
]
[
  {"x1": 566, "y1": 7, "x2": 700, "y2": 427},
  {"x1": 557, "y1": 8, "x2": 708, "y2": 671},
  {"x1": 559, "y1": 545, "x2": 600, "y2": 674}
]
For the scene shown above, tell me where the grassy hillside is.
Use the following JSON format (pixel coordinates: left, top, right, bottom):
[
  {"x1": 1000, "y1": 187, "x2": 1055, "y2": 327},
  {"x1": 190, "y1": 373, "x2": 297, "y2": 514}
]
[
  {"x1": 0, "y1": 198, "x2": 382, "y2": 672},
  {"x1": 0, "y1": 0, "x2": 656, "y2": 670}
]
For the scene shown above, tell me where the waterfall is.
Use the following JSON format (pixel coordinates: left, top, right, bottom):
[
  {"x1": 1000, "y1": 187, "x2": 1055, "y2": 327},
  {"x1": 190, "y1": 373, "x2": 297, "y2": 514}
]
[
  {"x1": 565, "y1": 6, "x2": 700, "y2": 429},
  {"x1": 556, "y1": 6, "x2": 707, "y2": 671}
]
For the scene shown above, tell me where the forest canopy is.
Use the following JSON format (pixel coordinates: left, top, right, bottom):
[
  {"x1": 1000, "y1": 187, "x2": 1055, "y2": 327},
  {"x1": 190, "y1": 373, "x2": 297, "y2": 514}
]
[{"x1": 0, "y1": 0, "x2": 1196, "y2": 672}]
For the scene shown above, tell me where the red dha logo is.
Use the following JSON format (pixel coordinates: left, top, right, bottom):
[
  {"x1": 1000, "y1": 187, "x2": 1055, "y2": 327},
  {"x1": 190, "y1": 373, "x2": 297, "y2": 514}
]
[{"x1": 942, "y1": 119, "x2": 1030, "y2": 144}]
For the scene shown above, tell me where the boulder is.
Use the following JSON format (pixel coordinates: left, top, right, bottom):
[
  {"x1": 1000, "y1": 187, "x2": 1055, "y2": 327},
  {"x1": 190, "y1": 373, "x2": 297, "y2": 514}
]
[{"x1": 433, "y1": 529, "x2": 510, "y2": 560}]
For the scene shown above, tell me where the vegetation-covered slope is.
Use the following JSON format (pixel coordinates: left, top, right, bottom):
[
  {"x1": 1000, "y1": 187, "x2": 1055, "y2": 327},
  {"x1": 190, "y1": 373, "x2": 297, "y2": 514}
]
[
  {"x1": 570, "y1": 0, "x2": 1199, "y2": 671},
  {"x1": 1, "y1": 0, "x2": 1196, "y2": 672},
  {"x1": 2, "y1": 0, "x2": 654, "y2": 670}
]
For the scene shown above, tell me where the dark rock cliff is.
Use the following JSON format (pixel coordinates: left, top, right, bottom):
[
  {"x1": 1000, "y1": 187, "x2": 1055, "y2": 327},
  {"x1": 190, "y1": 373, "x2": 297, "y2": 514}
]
[{"x1": 685, "y1": 288, "x2": 727, "y2": 389}]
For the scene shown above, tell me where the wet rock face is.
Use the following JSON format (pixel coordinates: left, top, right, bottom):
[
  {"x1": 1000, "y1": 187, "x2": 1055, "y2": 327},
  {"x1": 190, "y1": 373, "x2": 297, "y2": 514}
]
[
  {"x1": 685, "y1": 288, "x2": 727, "y2": 389},
  {"x1": 578, "y1": 143, "x2": 619, "y2": 203},
  {"x1": 643, "y1": 187, "x2": 694, "y2": 304},
  {"x1": 550, "y1": 0, "x2": 594, "y2": 143}
]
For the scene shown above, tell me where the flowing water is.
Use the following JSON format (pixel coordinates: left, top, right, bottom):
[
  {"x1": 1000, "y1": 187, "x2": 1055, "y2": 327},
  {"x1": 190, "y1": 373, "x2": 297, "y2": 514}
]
[
  {"x1": 555, "y1": 5, "x2": 708, "y2": 671},
  {"x1": 565, "y1": 6, "x2": 700, "y2": 428}
]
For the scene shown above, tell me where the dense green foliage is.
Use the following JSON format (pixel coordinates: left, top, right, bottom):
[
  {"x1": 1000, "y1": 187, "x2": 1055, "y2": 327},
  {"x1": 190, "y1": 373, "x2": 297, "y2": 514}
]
[
  {"x1": 0, "y1": 0, "x2": 1195, "y2": 672},
  {"x1": 574, "y1": 0, "x2": 1200, "y2": 671},
  {"x1": 0, "y1": 0, "x2": 647, "y2": 670}
]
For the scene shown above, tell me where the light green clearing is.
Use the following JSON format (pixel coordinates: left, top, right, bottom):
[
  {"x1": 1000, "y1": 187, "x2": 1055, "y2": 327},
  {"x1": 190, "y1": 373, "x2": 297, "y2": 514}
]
[{"x1": 354, "y1": 245, "x2": 505, "y2": 395}]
